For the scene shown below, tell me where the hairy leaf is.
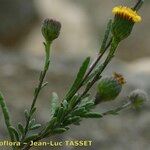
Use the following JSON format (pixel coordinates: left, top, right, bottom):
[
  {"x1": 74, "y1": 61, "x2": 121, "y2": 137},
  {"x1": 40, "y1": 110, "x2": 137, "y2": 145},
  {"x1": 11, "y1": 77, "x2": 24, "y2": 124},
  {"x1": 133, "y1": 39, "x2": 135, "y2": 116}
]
[
  {"x1": 65, "y1": 57, "x2": 90, "y2": 101},
  {"x1": 50, "y1": 92, "x2": 59, "y2": 116}
]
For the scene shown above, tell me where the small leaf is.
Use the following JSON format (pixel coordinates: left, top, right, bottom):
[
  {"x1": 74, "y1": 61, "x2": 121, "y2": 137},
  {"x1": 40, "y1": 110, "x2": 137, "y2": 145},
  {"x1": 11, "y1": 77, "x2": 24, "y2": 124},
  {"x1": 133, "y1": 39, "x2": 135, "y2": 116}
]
[
  {"x1": 24, "y1": 134, "x2": 38, "y2": 143},
  {"x1": 82, "y1": 112, "x2": 102, "y2": 118},
  {"x1": 30, "y1": 107, "x2": 36, "y2": 116},
  {"x1": 69, "y1": 94, "x2": 79, "y2": 109},
  {"x1": 45, "y1": 117, "x2": 57, "y2": 132},
  {"x1": 71, "y1": 108, "x2": 86, "y2": 116},
  {"x1": 29, "y1": 119, "x2": 36, "y2": 128},
  {"x1": 9, "y1": 126, "x2": 20, "y2": 141},
  {"x1": 83, "y1": 66, "x2": 103, "y2": 85},
  {"x1": 41, "y1": 82, "x2": 48, "y2": 88},
  {"x1": 62, "y1": 100, "x2": 68, "y2": 109},
  {"x1": 52, "y1": 128, "x2": 67, "y2": 134},
  {"x1": 50, "y1": 92, "x2": 59, "y2": 116},
  {"x1": 18, "y1": 123, "x2": 25, "y2": 135},
  {"x1": 56, "y1": 107, "x2": 64, "y2": 122},
  {"x1": 100, "y1": 19, "x2": 112, "y2": 53},
  {"x1": 24, "y1": 109, "x2": 29, "y2": 121},
  {"x1": 30, "y1": 124, "x2": 41, "y2": 130},
  {"x1": 65, "y1": 57, "x2": 90, "y2": 101},
  {"x1": 79, "y1": 98, "x2": 95, "y2": 110},
  {"x1": 63, "y1": 116, "x2": 81, "y2": 126}
]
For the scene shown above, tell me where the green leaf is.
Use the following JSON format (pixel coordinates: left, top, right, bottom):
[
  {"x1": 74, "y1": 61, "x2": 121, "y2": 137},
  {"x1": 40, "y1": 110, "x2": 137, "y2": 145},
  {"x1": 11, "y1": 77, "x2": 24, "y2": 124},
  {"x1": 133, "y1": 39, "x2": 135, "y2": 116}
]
[
  {"x1": 41, "y1": 82, "x2": 48, "y2": 88},
  {"x1": 9, "y1": 126, "x2": 20, "y2": 141},
  {"x1": 30, "y1": 107, "x2": 36, "y2": 116},
  {"x1": 69, "y1": 94, "x2": 79, "y2": 109},
  {"x1": 24, "y1": 134, "x2": 38, "y2": 143},
  {"x1": 71, "y1": 107, "x2": 87, "y2": 116},
  {"x1": 30, "y1": 124, "x2": 41, "y2": 130},
  {"x1": 100, "y1": 19, "x2": 112, "y2": 53},
  {"x1": 65, "y1": 57, "x2": 90, "y2": 101},
  {"x1": 56, "y1": 107, "x2": 64, "y2": 122},
  {"x1": 63, "y1": 116, "x2": 81, "y2": 126},
  {"x1": 82, "y1": 65, "x2": 103, "y2": 86},
  {"x1": 50, "y1": 92, "x2": 59, "y2": 116},
  {"x1": 82, "y1": 112, "x2": 102, "y2": 118},
  {"x1": 52, "y1": 128, "x2": 67, "y2": 134},
  {"x1": 62, "y1": 100, "x2": 68, "y2": 109},
  {"x1": 45, "y1": 117, "x2": 57, "y2": 132},
  {"x1": 18, "y1": 123, "x2": 25, "y2": 135},
  {"x1": 29, "y1": 119, "x2": 36, "y2": 128},
  {"x1": 79, "y1": 98, "x2": 95, "y2": 110},
  {"x1": 24, "y1": 109, "x2": 29, "y2": 121}
]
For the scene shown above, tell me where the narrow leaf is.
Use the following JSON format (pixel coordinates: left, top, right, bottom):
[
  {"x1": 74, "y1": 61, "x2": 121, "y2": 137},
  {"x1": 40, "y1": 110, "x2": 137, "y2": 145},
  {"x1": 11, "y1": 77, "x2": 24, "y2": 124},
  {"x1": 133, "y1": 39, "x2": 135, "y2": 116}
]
[
  {"x1": 41, "y1": 82, "x2": 48, "y2": 88},
  {"x1": 65, "y1": 57, "x2": 90, "y2": 100},
  {"x1": 69, "y1": 94, "x2": 79, "y2": 109},
  {"x1": 29, "y1": 119, "x2": 35, "y2": 128},
  {"x1": 24, "y1": 134, "x2": 38, "y2": 143},
  {"x1": 63, "y1": 116, "x2": 81, "y2": 126},
  {"x1": 71, "y1": 108, "x2": 86, "y2": 116},
  {"x1": 45, "y1": 117, "x2": 57, "y2": 132},
  {"x1": 30, "y1": 124, "x2": 41, "y2": 130},
  {"x1": 30, "y1": 107, "x2": 36, "y2": 116},
  {"x1": 18, "y1": 123, "x2": 25, "y2": 135},
  {"x1": 82, "y1": 112, "x2": 102, "y2": 118},
  {"x1": 100, "y1": 19, "x2": 112, "y2": 53},
  {"x1": 9, "y1": 126, "x2": 20, "y2": 141},
  {"x1": 52, "y1": 128, "x2": 67, "y2": 134},
  {"x1": 50, "y1": 92, "x2": 59, "y2": 116},
  {"x1": 24, "y1": 109, "x2": 29, "y2": 121},
  {"x1": 56, "y1": 107, "x2": 64, "y2": 122}
]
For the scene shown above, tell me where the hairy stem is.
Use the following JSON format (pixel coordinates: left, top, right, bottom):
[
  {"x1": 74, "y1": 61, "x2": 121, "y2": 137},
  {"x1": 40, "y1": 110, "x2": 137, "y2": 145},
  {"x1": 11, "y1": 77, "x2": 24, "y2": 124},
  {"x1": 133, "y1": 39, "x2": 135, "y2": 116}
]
[
  {"x1": 21, "y1": 41, "x2": 52, "y2": 142},
  {"x1": 79, "y1": 38, "x2": 119, "y2": 101},
  {"x1": 102, "y1": 101, "x2": 131, "y2": 116},
  {"x1": 133, "y1": 0, "x2": 144, "y2": 11}
]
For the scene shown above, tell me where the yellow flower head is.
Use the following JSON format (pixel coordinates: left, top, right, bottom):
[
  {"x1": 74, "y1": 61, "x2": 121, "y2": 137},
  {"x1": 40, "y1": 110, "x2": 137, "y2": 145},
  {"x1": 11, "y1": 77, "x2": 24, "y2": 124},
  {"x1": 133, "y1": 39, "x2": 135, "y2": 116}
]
[{"x1": 112, "y1": 6, "x2": 141, "y2": 23}]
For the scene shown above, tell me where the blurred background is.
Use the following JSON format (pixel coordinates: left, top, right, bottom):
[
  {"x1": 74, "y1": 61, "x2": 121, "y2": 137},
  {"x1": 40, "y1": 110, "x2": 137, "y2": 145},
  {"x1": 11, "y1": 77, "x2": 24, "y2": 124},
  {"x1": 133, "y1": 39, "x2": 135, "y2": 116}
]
[{"x1": 0, "y1": 0, "x2": 150, "y2": 150}]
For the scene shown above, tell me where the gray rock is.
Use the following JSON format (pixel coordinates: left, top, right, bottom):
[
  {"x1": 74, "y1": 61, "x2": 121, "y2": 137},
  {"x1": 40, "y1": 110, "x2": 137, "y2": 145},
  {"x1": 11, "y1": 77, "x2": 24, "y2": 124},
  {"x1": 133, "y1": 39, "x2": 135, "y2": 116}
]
[{"x1": 0, "y1": 0, "x2": 38, "y2": 47}]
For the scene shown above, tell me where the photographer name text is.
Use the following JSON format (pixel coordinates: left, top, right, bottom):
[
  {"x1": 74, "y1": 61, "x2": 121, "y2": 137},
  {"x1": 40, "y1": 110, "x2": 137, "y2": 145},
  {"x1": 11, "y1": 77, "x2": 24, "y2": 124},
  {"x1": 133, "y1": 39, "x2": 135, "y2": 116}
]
[{"x1": 0, "y1": 140, "x2": 92, "y2": 147}]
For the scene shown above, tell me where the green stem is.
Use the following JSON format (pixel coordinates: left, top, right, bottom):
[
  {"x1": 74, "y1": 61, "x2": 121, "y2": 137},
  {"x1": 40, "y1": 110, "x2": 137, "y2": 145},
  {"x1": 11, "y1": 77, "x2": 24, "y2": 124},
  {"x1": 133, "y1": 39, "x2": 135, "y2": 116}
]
[
  {"x1": 21, "y1": 41, "x2": 52, "y2": 142},
  {"x1": 133, "y1": 0, "x2": 144, "y2": 11},
  {"x1": 101, "y1": 101, "x2": 131, "y2": 116},
  {"x1": 0, "y1": 93, "x2": 14, "y2": 142},
  {"x1": 79, "y1": 38, "x2": 119, "y2": 101}
]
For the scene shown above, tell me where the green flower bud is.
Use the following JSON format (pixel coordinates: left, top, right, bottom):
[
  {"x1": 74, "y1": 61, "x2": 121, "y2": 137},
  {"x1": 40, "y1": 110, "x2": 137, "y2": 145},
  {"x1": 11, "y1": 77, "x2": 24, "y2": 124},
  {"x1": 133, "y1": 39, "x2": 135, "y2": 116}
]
[
  {"x1": 129, "y1": 89, "x2": 148, "y2": 109},
  {"x1": 41, "y1": 19, "x2": 61, "y2": 42},
  {"x1": 112, "y1": 6, "x2": 141, "y2": 42},
  {"x1": 95, "y1": 73, "x2": 126, "y2": 104}
]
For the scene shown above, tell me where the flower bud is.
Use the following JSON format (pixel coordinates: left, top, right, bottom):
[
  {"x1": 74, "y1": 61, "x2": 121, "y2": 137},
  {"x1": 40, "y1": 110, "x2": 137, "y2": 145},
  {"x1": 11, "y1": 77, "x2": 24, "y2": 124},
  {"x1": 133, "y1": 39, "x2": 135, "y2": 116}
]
[
  {"x1": 41, "y1": 19, "x2": 61, "y2": 42},
  {"x1": 112, "y1": 6, "x2": 141, "y2": 42},
  {"x1": 129, "y1": 89, "x2": 148, "y2": 109},
  {"x1": 95, "y1": 73, "x2": 126, "y2": 104}
]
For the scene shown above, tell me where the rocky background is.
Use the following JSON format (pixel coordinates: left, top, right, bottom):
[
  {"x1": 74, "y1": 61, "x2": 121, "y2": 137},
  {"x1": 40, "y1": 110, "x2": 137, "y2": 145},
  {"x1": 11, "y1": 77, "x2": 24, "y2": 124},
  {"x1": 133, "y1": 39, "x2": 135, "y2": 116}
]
[{"x1": 0, "y1": 0, "x2": 150, "y2": 150}]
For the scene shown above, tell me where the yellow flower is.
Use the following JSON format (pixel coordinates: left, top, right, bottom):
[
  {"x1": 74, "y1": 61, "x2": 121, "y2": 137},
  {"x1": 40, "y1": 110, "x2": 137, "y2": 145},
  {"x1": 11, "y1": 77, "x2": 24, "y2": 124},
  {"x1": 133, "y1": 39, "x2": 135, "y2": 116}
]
[{"x1": 112, "y1": 6, "x2": 141, "y2": 23}]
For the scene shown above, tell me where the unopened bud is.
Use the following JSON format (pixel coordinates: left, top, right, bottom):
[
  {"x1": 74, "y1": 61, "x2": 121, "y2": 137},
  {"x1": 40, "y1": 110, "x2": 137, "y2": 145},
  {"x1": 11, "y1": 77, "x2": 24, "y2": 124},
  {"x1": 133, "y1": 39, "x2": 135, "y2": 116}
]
[
  {"x1": 129, "y1": 89, "x2": 147, "y2": 109},
  {"x1": 41, "y1": 19, "x2": 61, "y2": 42}
]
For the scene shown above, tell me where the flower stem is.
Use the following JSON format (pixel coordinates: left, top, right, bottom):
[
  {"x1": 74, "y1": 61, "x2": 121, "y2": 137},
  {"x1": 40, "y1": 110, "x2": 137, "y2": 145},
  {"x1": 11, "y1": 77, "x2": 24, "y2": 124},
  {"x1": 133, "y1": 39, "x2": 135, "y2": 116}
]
[
  {"x1": 21, "y1": 41, "x2": 52, "y2": 142},
  {"x1": 79, "y1": 38, "x2": 119, "y2": 101},
  {"x1": 133, "y1": 0, "x2": 144, "y2": 11},
  {"x1": 101, "y1": 101, "x2": 131, "y2": 116}
]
